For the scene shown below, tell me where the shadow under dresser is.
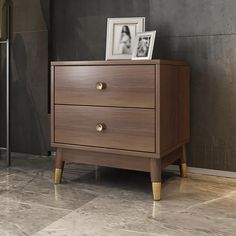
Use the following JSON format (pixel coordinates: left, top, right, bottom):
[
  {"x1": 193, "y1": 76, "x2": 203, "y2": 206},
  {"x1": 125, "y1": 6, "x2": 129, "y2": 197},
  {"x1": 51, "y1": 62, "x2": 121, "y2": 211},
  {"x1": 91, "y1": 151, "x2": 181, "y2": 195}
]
[{"x1": 51, "y1": 60, "x2": 190, "y2": 201}]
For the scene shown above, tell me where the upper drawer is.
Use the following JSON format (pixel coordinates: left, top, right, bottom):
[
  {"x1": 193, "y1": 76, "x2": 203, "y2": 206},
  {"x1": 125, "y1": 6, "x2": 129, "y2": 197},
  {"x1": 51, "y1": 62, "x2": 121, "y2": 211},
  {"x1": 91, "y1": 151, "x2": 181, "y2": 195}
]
[{"x1": 54, "y1": 65, "x2": 155, "y2": 108}]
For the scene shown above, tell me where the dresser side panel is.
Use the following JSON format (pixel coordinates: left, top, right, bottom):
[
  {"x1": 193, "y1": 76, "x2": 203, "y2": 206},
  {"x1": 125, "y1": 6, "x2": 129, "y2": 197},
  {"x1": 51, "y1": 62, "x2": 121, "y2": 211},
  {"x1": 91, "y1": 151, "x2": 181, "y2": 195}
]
[
  {"x1": 51, "y1": 65, "x2": 55, "y2": 143},
  {"x1": 156, "y1": 65, "x2": 161, "y2": 153},
  {"x1": 159, "y1": 65, "x2": 190, "y2": 154}
]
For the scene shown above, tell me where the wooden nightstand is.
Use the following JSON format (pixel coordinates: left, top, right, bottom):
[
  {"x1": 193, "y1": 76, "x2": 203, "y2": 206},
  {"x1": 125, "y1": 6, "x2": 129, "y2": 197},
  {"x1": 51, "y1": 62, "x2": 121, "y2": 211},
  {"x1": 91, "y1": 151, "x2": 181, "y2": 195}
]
[{"x1": 51, "y1": 60, "x2": 190, "y2": 201}]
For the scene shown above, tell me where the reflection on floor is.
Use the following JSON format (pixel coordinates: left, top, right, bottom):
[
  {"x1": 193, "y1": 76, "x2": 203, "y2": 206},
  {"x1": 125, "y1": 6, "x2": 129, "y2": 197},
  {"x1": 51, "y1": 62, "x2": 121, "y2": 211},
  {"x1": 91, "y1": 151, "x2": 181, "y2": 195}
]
[{"x1": 0, "y1": 153, "x2": 236, "y2": 236}]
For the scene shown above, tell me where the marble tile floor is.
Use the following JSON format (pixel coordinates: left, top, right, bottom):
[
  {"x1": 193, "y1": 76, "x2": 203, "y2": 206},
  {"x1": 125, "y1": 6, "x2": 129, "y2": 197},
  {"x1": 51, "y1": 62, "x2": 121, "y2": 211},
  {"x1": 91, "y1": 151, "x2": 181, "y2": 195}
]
[{"x1": 0, "y1": 153, "x2": 236, "y2": 236}]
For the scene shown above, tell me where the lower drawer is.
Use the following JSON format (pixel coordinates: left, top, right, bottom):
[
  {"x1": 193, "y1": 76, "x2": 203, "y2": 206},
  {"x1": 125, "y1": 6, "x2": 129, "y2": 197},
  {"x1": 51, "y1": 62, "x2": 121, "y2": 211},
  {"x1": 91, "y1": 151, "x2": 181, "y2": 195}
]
[{"x1": 54, "y1": 105, "x2": 155, "y2": 152}]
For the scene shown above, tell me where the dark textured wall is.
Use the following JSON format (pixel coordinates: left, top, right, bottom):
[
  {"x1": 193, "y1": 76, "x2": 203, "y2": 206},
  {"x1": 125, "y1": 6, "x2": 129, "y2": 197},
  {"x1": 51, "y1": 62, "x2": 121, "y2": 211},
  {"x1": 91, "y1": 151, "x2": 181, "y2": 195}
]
[
  {"x1": 51, "y1": 0, "x2": 150, "y2": 61},
  {"x1": 0, "y1": 0, "x2": 50, "y2": 155},
  {"x1": 51, "y1": 0, "x2": 236, "y2": 171},
  {"x1": 150, "y1": 0, "x2": 236, "y2": 172},
  {"x1": 1, "y1": 0, "x2": 234, "y2": 170}
]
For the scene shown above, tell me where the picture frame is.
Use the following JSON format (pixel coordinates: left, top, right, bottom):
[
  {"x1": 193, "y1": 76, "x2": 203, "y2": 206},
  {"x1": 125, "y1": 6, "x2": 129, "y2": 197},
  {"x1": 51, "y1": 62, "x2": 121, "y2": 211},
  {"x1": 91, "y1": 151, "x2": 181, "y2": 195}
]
[
  {"x1": 132, "y1": 31, "x2": 156, "y2": 60},
  {"x1": 105, "y1": 17, "x2": 145, "y2": 60}
]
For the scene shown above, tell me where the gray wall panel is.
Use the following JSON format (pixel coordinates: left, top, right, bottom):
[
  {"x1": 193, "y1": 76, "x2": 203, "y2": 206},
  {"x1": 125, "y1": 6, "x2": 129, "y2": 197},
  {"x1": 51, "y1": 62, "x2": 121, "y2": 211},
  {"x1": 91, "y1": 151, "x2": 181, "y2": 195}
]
[
  {"x1": 11, "y1": 31, "x2": 49, "y2": 154},
  {"x1": 156, "y1": 35, "x2": 236, "y2": 171},
  {"x1": 150, "y1": 0, "x2": 236, "y2": 37},
  {"x1": 0, "y1": 0, "x2": 49, "y2": 155},
  {"x1": 13, "y1": 0, "x2": 49, "y2": 32},
  {"x1": 0, "y1": 47, "x2": 6, "y2": 149},
  {"x1": 51, "y1": 0, "x2": 149, "y2": 60}
]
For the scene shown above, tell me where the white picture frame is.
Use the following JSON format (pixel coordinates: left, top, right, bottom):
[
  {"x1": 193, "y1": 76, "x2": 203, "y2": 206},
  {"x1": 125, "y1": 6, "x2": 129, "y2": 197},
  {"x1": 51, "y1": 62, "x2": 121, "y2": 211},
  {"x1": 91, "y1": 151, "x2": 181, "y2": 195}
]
[
  {"x1": 132, "y1": 31, "x2": 156, "y2": 60},
  {"x1": 105, "y1": 17, "x2": 145, "y2": 60}
]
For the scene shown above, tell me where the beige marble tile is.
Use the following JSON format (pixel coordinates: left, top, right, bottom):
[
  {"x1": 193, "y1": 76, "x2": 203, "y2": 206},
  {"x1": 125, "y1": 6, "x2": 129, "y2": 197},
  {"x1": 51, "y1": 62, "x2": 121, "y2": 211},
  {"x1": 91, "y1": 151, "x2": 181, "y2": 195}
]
[
  {"x1": 0, "y1": 196, "x2": 71, "y2": 236},
  {"x1": 33, "y1": 182, "x2": 236, "y2": 236},
  {"x1": 1, "y1": 154, "x2": 236, "y2": 236}
]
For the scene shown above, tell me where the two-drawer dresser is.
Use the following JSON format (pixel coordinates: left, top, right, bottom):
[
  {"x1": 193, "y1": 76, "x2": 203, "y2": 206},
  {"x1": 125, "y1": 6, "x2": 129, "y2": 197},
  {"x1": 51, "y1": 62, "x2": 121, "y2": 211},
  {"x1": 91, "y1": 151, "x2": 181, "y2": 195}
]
[{"x1": 51, "y1": 60, "x2": 190, "y2": 201}]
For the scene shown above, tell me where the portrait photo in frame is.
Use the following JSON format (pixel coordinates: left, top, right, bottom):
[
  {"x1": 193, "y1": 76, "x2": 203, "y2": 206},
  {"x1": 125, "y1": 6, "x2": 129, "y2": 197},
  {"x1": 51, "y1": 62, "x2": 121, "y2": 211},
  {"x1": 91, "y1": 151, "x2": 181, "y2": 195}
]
[
  {"x1": 132, "y1": 31, "x2": 156, "y2": 60},
  {"x1": 105, "y1": 17, "x2": 145, "y2": 60}
]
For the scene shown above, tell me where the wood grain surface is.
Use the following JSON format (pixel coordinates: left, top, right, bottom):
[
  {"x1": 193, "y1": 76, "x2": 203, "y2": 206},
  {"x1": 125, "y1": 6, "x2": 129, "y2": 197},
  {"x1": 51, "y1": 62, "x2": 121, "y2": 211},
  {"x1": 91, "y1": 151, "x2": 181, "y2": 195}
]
[
  {"x1": 55, "y1": 105, "x2": 155, "y2": 152},
  {"x1": 51, "y1": 60, "x2": 188, "y2": 66},
  {"x1": 55, "y1": 65, "x2": 155, "y2": 108},
  {"x1": 63, "y1": 149, "x2": 150, "y2": 172},
  {"x1": 51, "y1": 60, "x2": 190, "y2": 200},
  {"x1": 158, "y1": 65, "x2": 190, "y2": 153}
]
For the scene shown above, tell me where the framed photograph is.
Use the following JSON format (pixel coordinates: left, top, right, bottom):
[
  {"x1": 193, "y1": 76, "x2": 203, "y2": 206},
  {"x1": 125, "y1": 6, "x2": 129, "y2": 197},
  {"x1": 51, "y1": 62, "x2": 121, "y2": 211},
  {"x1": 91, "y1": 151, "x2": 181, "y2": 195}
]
[
  {"x1": 105, "y1": 17, "x2": 145, "y2": 60},
  {"x1": 132, "y1": 31, "x2": 156, "y2": 60}
]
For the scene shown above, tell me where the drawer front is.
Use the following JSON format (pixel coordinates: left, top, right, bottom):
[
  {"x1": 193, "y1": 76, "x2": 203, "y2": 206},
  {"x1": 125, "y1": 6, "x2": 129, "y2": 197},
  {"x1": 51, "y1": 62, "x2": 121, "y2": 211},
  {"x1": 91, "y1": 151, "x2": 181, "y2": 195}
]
[
  {"x1": 55, "y1": 65, "x2": 155, "y2": 108},
  {"x1": 55, "y1": 105, "x2": 155, "y2": 152}
]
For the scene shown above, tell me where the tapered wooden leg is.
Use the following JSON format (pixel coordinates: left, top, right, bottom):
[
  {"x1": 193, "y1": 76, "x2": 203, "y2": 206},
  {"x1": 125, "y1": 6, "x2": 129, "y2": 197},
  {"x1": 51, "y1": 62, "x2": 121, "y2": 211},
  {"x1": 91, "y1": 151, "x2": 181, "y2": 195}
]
[
  {"x1": 179, "y1": 145, "x2": 187, "y2": 178},
  {"x1": 150, "y1": 158, "x2": 162, "y2": 201},
  {"x1": 54, "y1": 148, "x2": 65, "y2": 184}
]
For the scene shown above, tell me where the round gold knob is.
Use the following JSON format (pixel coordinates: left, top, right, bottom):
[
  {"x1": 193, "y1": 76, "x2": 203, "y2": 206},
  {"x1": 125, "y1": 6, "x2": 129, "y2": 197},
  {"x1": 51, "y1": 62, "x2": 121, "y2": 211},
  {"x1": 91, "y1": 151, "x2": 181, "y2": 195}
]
[
  {"x1": 96, "y1": 123, "x2": 106, "y2": 132},
  {"x1": 96, "y1": 82, "x2": 106, "y2": 90}
]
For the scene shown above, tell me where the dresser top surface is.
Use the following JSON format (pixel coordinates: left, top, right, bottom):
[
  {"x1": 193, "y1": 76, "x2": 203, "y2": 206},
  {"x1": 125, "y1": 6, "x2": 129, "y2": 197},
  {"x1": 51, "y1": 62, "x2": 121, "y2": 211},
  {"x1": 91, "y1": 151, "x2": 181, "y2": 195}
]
[{"x1": 51, "y1": 59, "x2": 188, "y2": 67}]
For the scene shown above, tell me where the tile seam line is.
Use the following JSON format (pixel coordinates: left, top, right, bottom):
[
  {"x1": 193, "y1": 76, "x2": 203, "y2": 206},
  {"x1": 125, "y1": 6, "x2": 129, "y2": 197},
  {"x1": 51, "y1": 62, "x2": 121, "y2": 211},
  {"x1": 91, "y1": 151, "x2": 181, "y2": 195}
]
[
  {"x1": 32, "y1": 197, "x2": 103, "y2": 235},
  {"x1": 179, "y1": 191, "x2": 236, "y2": 213},
  {"x1": 13, "y1": 223, "x2": 30, "y2": 236},
  {"x1": 157, "y1": 33, "x2": 236, "y2": 38},
  {"x1": 0, "y1": 196, "x2": 74, "y2": 212},
  {"x1": 116, "y1": 228, "x2": 160, "y2": 235}
]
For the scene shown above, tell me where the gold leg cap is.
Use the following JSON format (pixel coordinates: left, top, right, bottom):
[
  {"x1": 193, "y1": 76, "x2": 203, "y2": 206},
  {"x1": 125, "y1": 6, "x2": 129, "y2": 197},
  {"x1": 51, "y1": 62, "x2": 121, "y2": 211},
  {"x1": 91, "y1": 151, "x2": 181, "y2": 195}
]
[
  {"x1": 152, "y1": 182, "x2": 161, "y2": 201},
  {"x1": 181, "y1": 163, "x2": 188, "y2": 178},
  {"x1": 54, "y1": 168, "x2": 62, "y2": 184}
]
